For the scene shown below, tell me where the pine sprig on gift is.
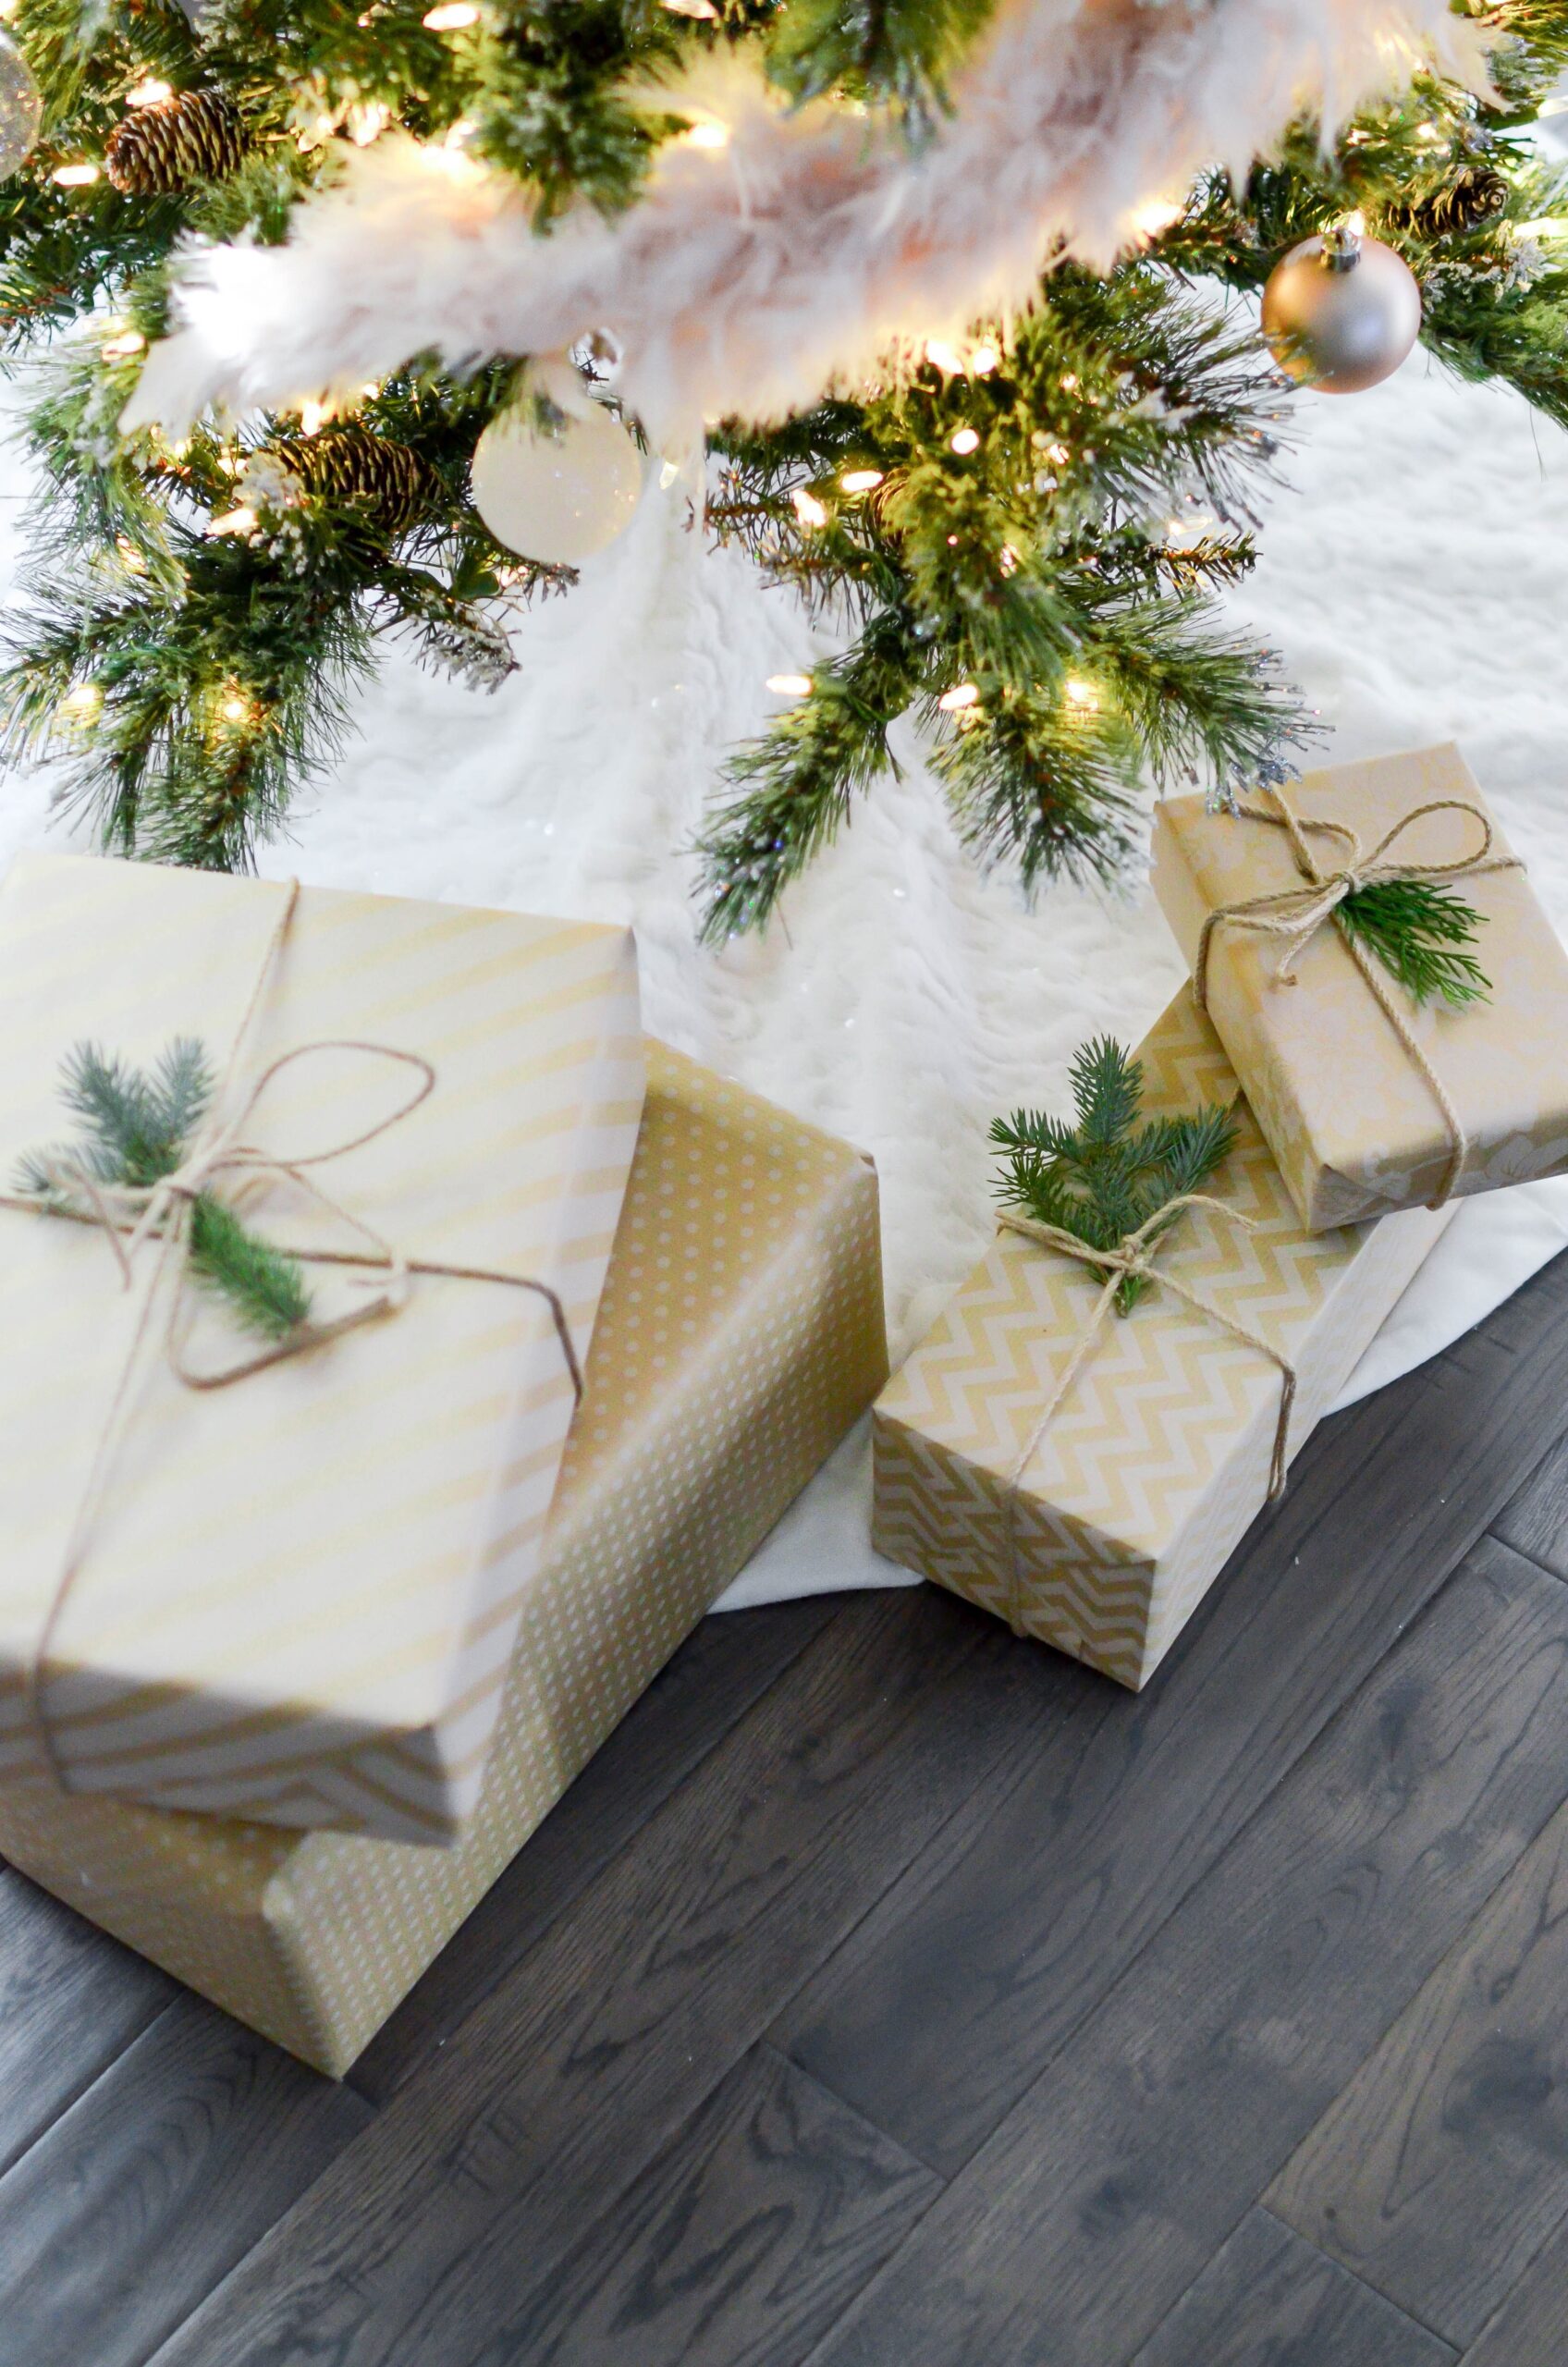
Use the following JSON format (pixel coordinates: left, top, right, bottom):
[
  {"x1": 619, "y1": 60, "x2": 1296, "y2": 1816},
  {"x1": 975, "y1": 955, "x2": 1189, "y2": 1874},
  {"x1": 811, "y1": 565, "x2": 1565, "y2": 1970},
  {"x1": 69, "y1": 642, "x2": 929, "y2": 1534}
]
[
  {"x1": 1336, "y1": 877, "x2": 1491, "y2": 1008},
  {"x1": 18, "y1": 1038, "x2": 312, "y2": 1342},
  {"x1": 990, "y1": 1036, "x2": 1237, "y2": 1313}
]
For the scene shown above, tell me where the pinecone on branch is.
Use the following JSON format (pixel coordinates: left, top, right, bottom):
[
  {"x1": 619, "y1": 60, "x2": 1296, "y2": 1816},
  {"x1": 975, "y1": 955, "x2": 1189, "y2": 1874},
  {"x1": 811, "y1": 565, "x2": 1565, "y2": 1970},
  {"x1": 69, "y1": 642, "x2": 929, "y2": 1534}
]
[
  {"x1": 1390, "y1": 168, "x2": 1510, "y2": 241},
  {"x1": 105, "y1": 90, "x2": 247, "y2": 195},
  {"x1": 274, "y1": 430, "x2": 444, "y2": 539}
]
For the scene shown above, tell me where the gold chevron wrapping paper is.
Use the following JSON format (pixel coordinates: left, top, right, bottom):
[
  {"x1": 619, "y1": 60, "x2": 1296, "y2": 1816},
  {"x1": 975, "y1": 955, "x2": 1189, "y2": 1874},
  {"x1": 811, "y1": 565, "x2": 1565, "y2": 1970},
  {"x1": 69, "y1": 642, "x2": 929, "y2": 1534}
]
[
  {"x1": 0, "y1": 1043, "x2": 887, "y2": 2074},
  {"x1": 0, "y1": 852, "x2": 644, "y2": 1843},
  {"x1": 873, "y1": 990, "x2": 1452, "y2": 1690},
  {"x1": 1153, "y1": 744, "x2": 1568, "y2": 1233}
]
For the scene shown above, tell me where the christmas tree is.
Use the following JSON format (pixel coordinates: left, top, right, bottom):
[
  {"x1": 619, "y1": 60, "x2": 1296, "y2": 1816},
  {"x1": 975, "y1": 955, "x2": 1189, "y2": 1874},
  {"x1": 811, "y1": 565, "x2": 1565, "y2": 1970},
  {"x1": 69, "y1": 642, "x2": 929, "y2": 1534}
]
[{"x1": 0, "y1": 0, "x2": 1562, "y2": 935}]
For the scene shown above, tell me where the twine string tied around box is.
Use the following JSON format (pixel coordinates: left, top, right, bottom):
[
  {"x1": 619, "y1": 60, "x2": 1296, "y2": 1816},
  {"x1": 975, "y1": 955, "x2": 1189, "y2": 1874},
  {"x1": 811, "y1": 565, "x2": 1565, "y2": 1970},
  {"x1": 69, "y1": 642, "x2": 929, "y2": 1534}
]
[
  {"x1": 2, "y1": 878, "x2": 584, "y2": 1789},
  {"x1": 997, "y1": 1196, "x2": 1296, "y2": 1641},
  {"x1": 1192, "y1": 788, "x2": 1521, "y2": 1208}
]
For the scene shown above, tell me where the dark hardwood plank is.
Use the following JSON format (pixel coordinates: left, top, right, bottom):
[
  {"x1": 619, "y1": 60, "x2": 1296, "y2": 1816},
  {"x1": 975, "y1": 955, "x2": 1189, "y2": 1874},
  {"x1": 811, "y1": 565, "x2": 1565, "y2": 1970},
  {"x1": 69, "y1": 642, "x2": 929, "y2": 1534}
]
[
  {"x1": 146, "y1": 1587, "x2": 1054, "y2": 2367},
  {"x1": 353, "y1": 1595, "x2": 838, "y2": 2101},
  {"x1": 777, "y1": 1250, "x2": 1568, "y2": 2177},
  {"x1": 468, "y1": 2043, "x2": 941, "y2": 2367},
  {"x1": 1461, "y1": 2211, "x2": 1568, "y2": 2363},
  {"x1": 1494, "y1": 1429, "x2": 1568, "y2": 1580},
  {"x1": 0, "y1": 1995, "x2": 372, "y2": 2367},
  {"x1": 1268, "y1": 1793, "x2": 1568, "y2": 2344},
  {"x1": 799, "y1": 1539, "x2": 1568, "y2": 2367},
  {"x1": 1130, "y1": 2209, "x2": 1455, "y2": 2367},
  {"x1": 0, "y1": 1862, "x2": 173, "y2": 2178}
]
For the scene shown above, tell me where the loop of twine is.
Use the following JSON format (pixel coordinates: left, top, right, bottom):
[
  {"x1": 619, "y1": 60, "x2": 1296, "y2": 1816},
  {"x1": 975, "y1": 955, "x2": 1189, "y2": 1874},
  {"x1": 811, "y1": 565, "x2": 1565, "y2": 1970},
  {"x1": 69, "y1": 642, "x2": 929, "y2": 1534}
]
[
  {"x1": 1192, "y1": 789, "x2": 1520, "y2": 1210},
  {"x1": 997, "y1": 1196, "x2": 1296, "y2": 1641},
  {"x1": 9, "y1": 879, "x2": 583, "y2": 1791}
]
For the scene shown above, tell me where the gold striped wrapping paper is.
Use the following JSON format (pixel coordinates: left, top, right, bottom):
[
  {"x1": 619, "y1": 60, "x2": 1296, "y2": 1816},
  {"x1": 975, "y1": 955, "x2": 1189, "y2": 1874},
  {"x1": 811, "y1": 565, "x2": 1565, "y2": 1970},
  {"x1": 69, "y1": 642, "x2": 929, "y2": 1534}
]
[
  {"x1": 0, "y1": 852, "x2": 643, "y2": 1843},
  {"x1": 1153, "y1": 744, "x2": 1568, "y2": 1233},
  {"x1": 0, "y1": 1043, "x2": 888, "y2": 2074},
  {"x1": 872, "y1": 988, "x2": 1452, "y2": 1691}
]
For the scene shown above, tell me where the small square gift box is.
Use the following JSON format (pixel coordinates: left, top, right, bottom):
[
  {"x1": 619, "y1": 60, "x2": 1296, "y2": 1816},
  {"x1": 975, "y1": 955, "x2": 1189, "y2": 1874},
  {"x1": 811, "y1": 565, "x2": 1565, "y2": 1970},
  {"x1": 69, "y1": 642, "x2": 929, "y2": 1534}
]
[
  {"x1": 872, "y1": 989, "x2": 1451, "y2": 1690},
  {"x1": 0, "y1": 852, "x2": 644, "y2": 1844},
  {"x1": 1152, "y1": 742, "x2": 1568, "y2": 1232},
  {"x1": 0, "y1": 1041, "x2": 888, "y2": 2074}
]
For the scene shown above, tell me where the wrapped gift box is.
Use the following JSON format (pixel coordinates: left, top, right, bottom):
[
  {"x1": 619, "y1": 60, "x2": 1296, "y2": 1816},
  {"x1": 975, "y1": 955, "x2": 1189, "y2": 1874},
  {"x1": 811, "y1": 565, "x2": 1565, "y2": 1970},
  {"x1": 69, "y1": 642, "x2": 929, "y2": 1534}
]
[
  {"x1": 872, "y1": 988, "x2": 1450, "y2": 1690},
  {"x1": 0, "y1": 1043, "x2": 888, "y2": 2074},
  {"x1": 0, "y1": 852, "x2": 643, "y2": 1843},
  {"x1": 1152, "y1": 743, "x2": 1568, "y2": 1231}
]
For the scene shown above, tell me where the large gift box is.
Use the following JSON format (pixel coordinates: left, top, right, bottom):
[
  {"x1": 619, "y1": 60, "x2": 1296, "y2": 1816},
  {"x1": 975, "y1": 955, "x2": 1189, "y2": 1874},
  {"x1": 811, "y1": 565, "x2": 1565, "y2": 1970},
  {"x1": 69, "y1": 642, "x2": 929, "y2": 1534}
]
[
  {"x1": 0, "y1": 853, "x2": 643, "y2": 1843},
  {"x1": 1152, "y1": 743, "x2": 1568, "y2": 1231},
  {"x1": 0, "y1": 1042, "x2": 888, "y2": 2074},
  {"x1": 872, "y1": 988, "x2": 1450, "y2": 1689}
]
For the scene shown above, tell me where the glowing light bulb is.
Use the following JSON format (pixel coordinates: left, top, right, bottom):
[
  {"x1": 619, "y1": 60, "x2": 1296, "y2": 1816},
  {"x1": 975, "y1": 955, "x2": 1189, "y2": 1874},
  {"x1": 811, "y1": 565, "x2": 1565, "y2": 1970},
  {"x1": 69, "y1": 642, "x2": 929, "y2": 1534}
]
[
  {"x1": 348, "y1": 102, "x2": 391, "y2": 146},
  {"x1": 791, "y1": 486, "x2": 828, "y2": 529},
  {"x1": 52, "y1": 162, "x2": 100, "y2": 187},
  {"x1": 839, "y1": 469, "x2": 883, "y2": 493},
  {"x1": 1064, "y1": 677, "x2": 1098, "y2": 709},
  {"x1": 969, "y1": 342, "x2": 999, "y2": 374},
  {"x1": 681, "y1": 118, "x2": 729, "y2": 149},
  {"x1": 423, "y1": 2, "x2": 478, "y2": 25},
  {"x1": 998, "y1": 544, "x2": 1019, "y2": 577},
  {"x1": 100, "y1": 328, "x2": 146, "y2": 360},
  {"x1": 937, "y1": 683, "x2": 980, "y2": 712},
  {"x1": 1131, "y1": 196, "x2": 1182, "y2": 238},
  {"x1": 924, "y1": 339, "x2": 964, "y2": 374},
  {"x1": 62, "y1": 682, "x2": 101, "y2": 718},
  {"x1": 207, "y1": 505, "x2": 258, "y2": 538},
  {"x1": 299, "y1": 399, "x2": 330, "y2": 435},
  {"x1": 1060, "y1": 374, "x2": 1079, "y2": 391},
  {"x1": 949, "y1": 426, "x2": 980, "y2": 455},
  {"x1": 220, "y1": 693, "x2": 250, "y2": 723},
  {"x1": 1045, "y1": 441, "x2": 1071, "y2": 466},
  {"x1": 766, "y1": 674, "x2": 813, "y2": 698},
  {"x1": 126, "y1": 79, "x2": 173, "y2": 107}
]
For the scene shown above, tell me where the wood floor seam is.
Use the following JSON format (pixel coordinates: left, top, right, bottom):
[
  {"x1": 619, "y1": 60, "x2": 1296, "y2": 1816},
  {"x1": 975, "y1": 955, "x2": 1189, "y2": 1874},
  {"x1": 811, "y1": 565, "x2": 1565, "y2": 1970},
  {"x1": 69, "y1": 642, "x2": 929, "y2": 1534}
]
[
  {"x1": 0, "y1": 1987, "x2": 178, "y2": 2194},
  {"x1": 1479, "y1": 1522, "x2": 1568, "y2": 1589},
  {"x1": 755, "y1": 2038, "x2": 953, "y2": 2187},
  {"x1": 1251, "y1": 2205, "x2": 1463, "y2": 2357}
]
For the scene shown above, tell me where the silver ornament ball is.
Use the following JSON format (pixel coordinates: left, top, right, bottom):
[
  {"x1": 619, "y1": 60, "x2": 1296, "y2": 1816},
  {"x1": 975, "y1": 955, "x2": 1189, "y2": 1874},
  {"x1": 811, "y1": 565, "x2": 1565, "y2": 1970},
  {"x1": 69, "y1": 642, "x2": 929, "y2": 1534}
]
[
  {"x1": 1262, "y1": 229, "x2": 1422, "y2": 395},
  {"x1": 470, "y1": 400, "x2": 642, "y2": 566},
  {"x1": 0, "y1": 30, "x2": 41, "y2": 183}
]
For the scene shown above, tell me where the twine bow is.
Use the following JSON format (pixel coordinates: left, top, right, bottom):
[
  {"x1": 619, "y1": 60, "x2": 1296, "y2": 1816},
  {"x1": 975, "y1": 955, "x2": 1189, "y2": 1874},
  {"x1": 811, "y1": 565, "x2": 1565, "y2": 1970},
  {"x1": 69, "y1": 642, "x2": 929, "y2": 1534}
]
[
  {"x1": 1193, "y1": 788, "x2": 1520, "y2": 1208},
  {"x1": 998, "y1": 1196, "x2": 1296, "y2": 1640},
  {"x1": 6, "y1": 879, "x2": 584, "y2": 1790}
]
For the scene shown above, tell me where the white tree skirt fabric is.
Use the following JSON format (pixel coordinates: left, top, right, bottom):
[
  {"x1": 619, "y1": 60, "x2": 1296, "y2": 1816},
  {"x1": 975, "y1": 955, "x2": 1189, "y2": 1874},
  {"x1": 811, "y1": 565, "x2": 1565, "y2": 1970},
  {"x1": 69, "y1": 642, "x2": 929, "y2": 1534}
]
[{"x1": 1, "y1": 324, "x2": 1565, "y2": 1612}]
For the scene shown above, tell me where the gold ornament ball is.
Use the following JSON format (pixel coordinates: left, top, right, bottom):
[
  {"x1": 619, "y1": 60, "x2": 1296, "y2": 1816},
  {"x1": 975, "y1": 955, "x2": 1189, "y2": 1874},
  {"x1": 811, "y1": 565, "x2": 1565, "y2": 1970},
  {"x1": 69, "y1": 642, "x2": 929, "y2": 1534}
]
[
  {"x1": 0, "y1": 31, "x2": 42, "y2": 182},
  {"x1": 1262, "y1": 230, "x2": 1422, "y2": 395},
  {"x1": 470, "y1": 402, "x2": 643, "y2": 566}
]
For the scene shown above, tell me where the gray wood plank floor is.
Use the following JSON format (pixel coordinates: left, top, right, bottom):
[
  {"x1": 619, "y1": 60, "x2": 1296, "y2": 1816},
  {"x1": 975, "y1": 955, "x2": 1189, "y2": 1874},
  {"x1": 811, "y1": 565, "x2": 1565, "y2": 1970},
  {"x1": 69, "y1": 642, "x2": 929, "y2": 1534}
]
[{"x1": 7, "y1": 1248, "x2": 1568, "y2": 2366}]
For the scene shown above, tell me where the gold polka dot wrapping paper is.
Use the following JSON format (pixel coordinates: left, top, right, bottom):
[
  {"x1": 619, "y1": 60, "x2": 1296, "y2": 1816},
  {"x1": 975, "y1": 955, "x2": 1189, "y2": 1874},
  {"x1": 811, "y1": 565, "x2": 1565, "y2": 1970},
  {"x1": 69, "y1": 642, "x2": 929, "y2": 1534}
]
[
  {"x1": 0, "y1": 852, "x2": 644, "y2": 1844},
  {"x1": 1153, "y1": 745, "x2": 1568, "y2": 1233},
  {"x1": 0, "y1": 1040, "x2": 889, "y2": 2073},
  {"x1": 872, "y1": 988, "x2": 1451, "y2": 1691}
]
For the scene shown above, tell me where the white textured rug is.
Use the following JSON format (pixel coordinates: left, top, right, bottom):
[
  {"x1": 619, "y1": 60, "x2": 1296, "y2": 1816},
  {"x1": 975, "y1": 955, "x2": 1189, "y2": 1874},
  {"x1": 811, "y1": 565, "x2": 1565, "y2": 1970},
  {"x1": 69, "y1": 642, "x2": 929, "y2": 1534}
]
[{"x1": 1, "y1": 318, "x2": 1565, "y2": 1611}]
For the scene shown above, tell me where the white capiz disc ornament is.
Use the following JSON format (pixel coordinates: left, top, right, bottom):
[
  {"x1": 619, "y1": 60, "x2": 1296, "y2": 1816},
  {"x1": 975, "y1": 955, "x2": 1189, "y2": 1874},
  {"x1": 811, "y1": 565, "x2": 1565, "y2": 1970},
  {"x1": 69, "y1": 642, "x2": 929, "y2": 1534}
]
[{"x1": 470, "y1": 381, "x2": 643, "y2": 566}]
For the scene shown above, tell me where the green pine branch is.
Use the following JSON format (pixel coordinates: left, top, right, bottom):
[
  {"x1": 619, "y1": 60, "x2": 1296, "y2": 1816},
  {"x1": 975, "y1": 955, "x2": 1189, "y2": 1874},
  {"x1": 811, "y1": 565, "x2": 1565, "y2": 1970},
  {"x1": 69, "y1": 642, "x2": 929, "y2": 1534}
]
[
  {"x1": 990, "y1": 1036, "x2": 1238, "y2": 1313},
  {"x1": 1336, "y1": 877, "x2": 1492, "y2": 1008},
  {"x1": 19, "y1": 1037, "x2": 312, "y2": 1343}
]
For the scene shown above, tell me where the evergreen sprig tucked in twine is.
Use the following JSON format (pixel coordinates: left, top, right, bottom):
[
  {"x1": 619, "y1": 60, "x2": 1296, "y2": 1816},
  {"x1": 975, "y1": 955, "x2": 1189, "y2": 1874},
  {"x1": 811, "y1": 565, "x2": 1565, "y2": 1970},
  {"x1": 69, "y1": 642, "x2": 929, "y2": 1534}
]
[
  {"x1": 18, "y1": 1040, "x2": 312, "y2": 1342},
  {"x1": 1333, "y1": 877, "x2": 1490, "y2": 1008},
  {"x1": 990, "y1": 1037, "x2": 1237, "y2": 1315}
]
